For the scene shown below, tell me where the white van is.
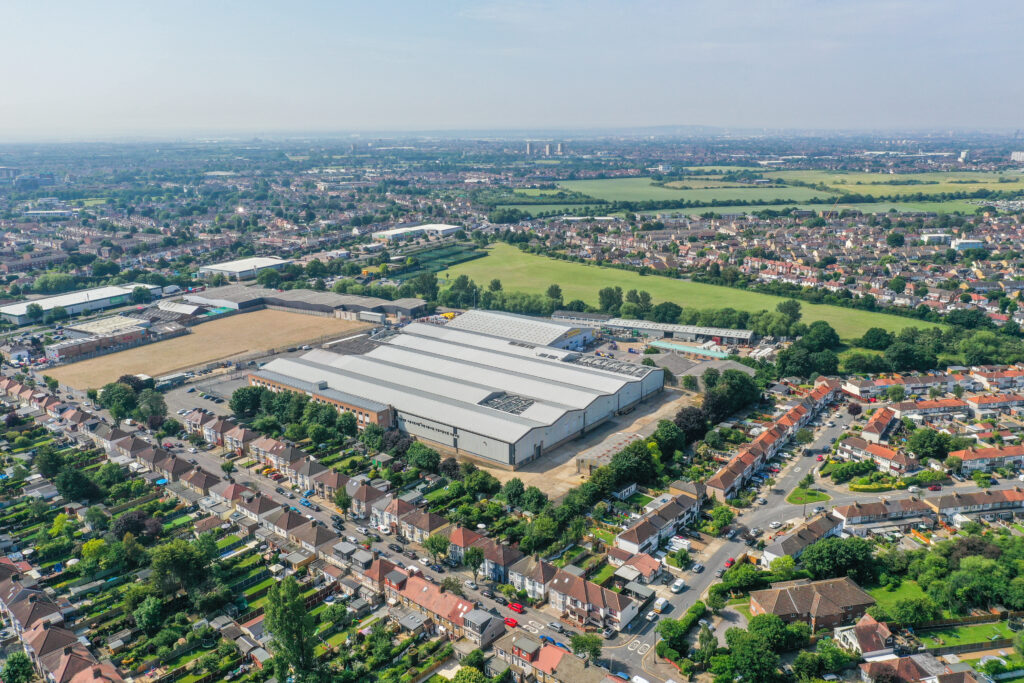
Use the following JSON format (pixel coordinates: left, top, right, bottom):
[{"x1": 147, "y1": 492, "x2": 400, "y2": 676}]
[
  {"x1": 653, "y1": 597, "x2": 669, "y2": 613},
  {"x1": 908, "y1": 486, "x2": 921, "y2": 493}
]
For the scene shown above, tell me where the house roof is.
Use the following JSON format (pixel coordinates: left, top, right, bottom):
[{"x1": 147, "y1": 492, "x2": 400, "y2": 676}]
[{"x1": 751, "y1": 577, "x2": 874, "y2": 621}]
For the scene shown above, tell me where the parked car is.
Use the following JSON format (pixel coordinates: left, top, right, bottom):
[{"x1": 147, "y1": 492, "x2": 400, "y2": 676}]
[
  {"x1": 724, "y1": 557, "x2": 735, "y2": 568},
  {"x1": 464, "y1": 580, "x2": 478, "y2": 590},
  {"x1": 928, "y1": 484, "x2": 942, "y2": 491},
  {"x1": 691, "y1": 563, "x2": 705, "y2": 573},
  {"x1": 645, "y1": 610, "x2": 658, "y2": 622},
  {"x1": 769, "y1": 521, "x2": 782, "y2": 529},
  {"x1": 494, "y1": 596, "x2": 508, "y2": 606},
  {"x1": 504, "y1": 617, "x2": 518, "y2": 628},
  {"x1": 508, "y1": 603, "x2": 524, "y2": 614},
  {"x1": 602, "y1": 627, "x2": 615, "y2": 639},
  {"x1": 547, "y1": 622, "x2": 563, "y2": 633},
  {"x1": 481, "y1": 589, "x2": 494, "y2": 599},
  {"x1": 388, "y1": 543, "x2": 402, "y2": 553},
  {"x1": 671, "y1": 579, "x2": 687, "y2": 593}
]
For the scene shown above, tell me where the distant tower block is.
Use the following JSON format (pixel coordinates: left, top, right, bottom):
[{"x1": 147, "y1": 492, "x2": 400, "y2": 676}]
[
  {"x1": 544, "y1": 144, "x2": 551, "y2": 156},
  {"x1": 556, "y1": 142, "x2": 563, "y2": 155},
  {"x1": 1012, "y1": 151, "x2": 1024, "y2": 163},
  {"x1": 525, "y1": 142, "x2": 532, "y2": 155}
]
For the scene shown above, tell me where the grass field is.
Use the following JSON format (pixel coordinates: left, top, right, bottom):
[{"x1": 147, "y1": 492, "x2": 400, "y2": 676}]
[
  {"x1": 49, "y1": 310, "x2": 370, "y2": 390},
  {"x1": 557, "y1": 177, "x2": 830, "y2": 203},
  {"x1": 757, "y1": 169, "x2": 1024, "y2": 198},
  {"x1": 785, "y1": 487, "x2": 831, "y2": 505},
  {"x1": 920, "y1": 621, "x2": 1015, "y2": 647},
  {"x1": 439, "y1": 244, "x2": 943, "y2": 340},
  {"x1": 868, "y1": 580, "x2": 929, "y2": 611},
  {"x1": 641, "y1": 199, "x2": 983, "y2": 216}
]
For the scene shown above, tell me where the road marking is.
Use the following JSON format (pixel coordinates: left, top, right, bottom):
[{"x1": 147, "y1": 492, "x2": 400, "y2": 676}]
[
  {"x1": 637, "y1": 643, "x2": 651, "y2": 655},
  {"x1": 628, "y1": 640, "x2": 640, "y2": 651}
]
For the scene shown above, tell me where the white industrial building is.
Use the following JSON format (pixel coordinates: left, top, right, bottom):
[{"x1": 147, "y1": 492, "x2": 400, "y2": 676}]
[
  {"x1": 249, "y1": 317, "x2": 662, "y2": 468},
  {"x1": 0, "y1": 283, "x2": 164, "y2": 325},
  {"x1": 371, "y1": 223, "x2": 461, "y2": 242},
  {"x1": 197, "y1": 256, "x2": 292, "y2": 280},
  {"x1": 445, "y1": 309, "x2": 595, "y2": 350},
  {"x1": 551, "y1": 311, "x2": 755, "y2": 346}
]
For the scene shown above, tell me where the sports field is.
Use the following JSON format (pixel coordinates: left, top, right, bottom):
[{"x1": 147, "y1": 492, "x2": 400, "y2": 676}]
[
  {"x1": 439, "y1": 244, "x2": 943, "y2": 340},
  {"x1": 49, "y1": 310, "x2": 370, "y2": 390},
  {"x1": 640, "y1": 199, "x2": 981, "y2": 217}
]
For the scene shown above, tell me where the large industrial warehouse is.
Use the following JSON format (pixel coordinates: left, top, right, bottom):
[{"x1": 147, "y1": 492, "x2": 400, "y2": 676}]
[{"x1": 248, "y1": 312, "x2": 663, "y2": 468}]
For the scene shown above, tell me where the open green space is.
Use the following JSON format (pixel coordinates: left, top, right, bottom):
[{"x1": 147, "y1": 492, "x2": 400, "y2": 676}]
[
  {"x1": 556, "y1": 177, "x2": 832, "y2": 203},
  {"x1": 920, "y1": 621, "x2": 1015, "y2": 647},
  {"x1": 641, "y1": 199, "x2": 983, "y2": 217},
  {"x1": 590, "y1": 562, "x2": 617, "y2": 585},
  {"x1": 785, "y1": 487, "x2": 831, "y2": 505},
  {"x1": 757, "y1": 169, "x2": 1024, "y2": 197},
  {"x1": 439, "y1": 243, "x2": 943, "y2": 340},
  {"x1": 868, "y1": 580, "x2": 927, "y2": 610},
  {"x1": 626, "y1": 492, "x2": 654, "y2": 507}
]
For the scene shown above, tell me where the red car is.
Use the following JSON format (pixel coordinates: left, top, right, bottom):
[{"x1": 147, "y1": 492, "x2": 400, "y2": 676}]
[
  {"x1": 504, "y1": 617, "x2": 518, "y2": 628},
  {"x1": 816, "y1": 455, "x2": 824, "y2": 461},
  {"x1": 724, "y1": 557, "x2": 735, "y2": 568},
  {"x1": 769, "y1": 467, "x2": 780, "y2": 473},
  {"x1": 928, "y1": 484, "x2": 942, "y2": 491},
  {"x1": 508, "y1": 603, "x2": 524, "y2": 614}
]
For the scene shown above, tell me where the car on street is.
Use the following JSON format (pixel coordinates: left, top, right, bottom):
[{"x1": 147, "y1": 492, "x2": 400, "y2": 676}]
[
  {"x1": 508, "y1": 603, "x2": 524, "y2": 614},
  {"x1": 691, "y1": 563, "x2": 704, "y2": 573},
  {"x1": 481, "y1": 588, "x2": 494, "y2": 598},
  {"x1": 715, "y1": 568, "x2": 725, "y2": 578},
  {"x1": 464, "y1": 579, "x2": 478, "y2": 590},
  {"x1": 547, "y1": 622, "x2": 563, "y2": 633},
  {"x1": 504, "y1": 617, "x2": 518, "y2": 628},
  {"x1": 816, "y1": 455, "x2": 824, "y2": 461},
  {"x1": 494, "y1": 595, "x2": 508, "y2": 606},
  {"x1": 769, "y1": 521, "x2": 782, "y2": 529},
  {"x1": 405, "y1": 550, "x2": 417, "y2": 559},
  {"x1": 928, "y1": 484, "x2": 942, "y2": 491},
  {"x1": 602, "y1": 627, "x2": 615, "y2": 639},
  {"x1": 645, "y1": 610, "x2": 658, "y2": 622},
  {"x1": 758, "y1": 497, "x2": 768, "y2": 504},
  {"x1": 724, "y1": 557, "x2": 735, "y2": 568},
  {"x1": 388, "y1": 543, "x2": 402, "y2": 553},
  {"x1": 671, "y1": 579, "x2": 687, "y2": 593},
  {"x1": 813, "y1": 506, "x2": 825, "y2": 514}
]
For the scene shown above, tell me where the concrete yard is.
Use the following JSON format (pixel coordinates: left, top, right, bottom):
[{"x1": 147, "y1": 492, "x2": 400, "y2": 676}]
[
  {"x1": 49, "y1": 310, "x2": 370, "y2": 390},
  {"x1": 476, "y1": 388, "x2": 700, "y2": 500}
]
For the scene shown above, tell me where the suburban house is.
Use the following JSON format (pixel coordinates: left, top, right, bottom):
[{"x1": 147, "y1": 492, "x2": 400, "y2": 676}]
[
  {"x1": 837, "y1": 437, "x2": 919, "y2": 475},
  {"x1": 949, "y1": 444, "x2": 1024, "y2": 472},
  {"x1": 508, "y1": 556, "x2": 559, "y2": 602},
  {"x1": 490, "y1": 631, "x2": 606, "y2": 683},
  {"x1": 761, "y1": 514, "x2": 843, "y2": 566},
  {"x1": 749, "y1": 577, "x2": 875, "y2": 630},
  {"x1": 546, "y1": 568, "x2": 638, "y2": 632}
]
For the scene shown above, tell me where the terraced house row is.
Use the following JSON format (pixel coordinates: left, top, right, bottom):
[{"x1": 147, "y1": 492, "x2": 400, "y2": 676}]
[{"x1": 705, "y1": 377, "x2": 841, "y2": 500}]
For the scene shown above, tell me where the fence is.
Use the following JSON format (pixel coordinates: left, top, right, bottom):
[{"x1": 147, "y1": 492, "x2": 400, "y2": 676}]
[{"x1": 927, "y1": 638, "x2": 1013, "y2": 656}]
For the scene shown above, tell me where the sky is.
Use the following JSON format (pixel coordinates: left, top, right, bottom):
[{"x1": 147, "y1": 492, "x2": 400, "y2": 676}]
[{"x1": 1, "y1": 0, "x2": 1022, "y2": 140}]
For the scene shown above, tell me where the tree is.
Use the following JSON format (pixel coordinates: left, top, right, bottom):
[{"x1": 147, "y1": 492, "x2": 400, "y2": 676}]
[
  {"x1": 451, "y1": 667, "x2": 488, "y2": 683},
  {"x1": 220, "y1": 462, "x2": 235, "y2": 476},
  {"x1": 973, "y1": 470, "x2": 993, "y2": 488},
  {"x1": 131, "y1": 286, "x2": 152, "y2": 303},
  {"x1": 673, "y1": 406, "x2": 708, "y2": 444},
  {"x1": 464, "y1": 546, "x2": 485, "y2": 581},
  {"x1": 150, "y1": 539, "x2": 209, "y2": 593},
  {"x1": 860, "y1": 327, "x2": 894, "y2": 350},
  {"x1": 890, "y1": 596, "x2": 941, "y2": 625},
  {"x1": 488, "y1": 279, "x2": 502, "y2": 292},
  {"x1": 406, "y1": 442, "x2": 440, "y2": 471},
  {"x1": 702, "y1": 367, "x2": 721, "y2": 389},
  {"x1": 886, "y1": 385, "x2": 906, "y2": 403},
  {"x1": 545, "y1": 284, "x2": 563, "y2": 301},
  {"x1": 799, "y1": 536, "x2": 876, "y2": 584},
  {"x1": 230, "y1": 386, "x2": 264, "y2": 417},
  {"x1": 501, "y1": 478, "x2": 525, "y2": 507},
  {"x1": 333, "y1": 489, "x2": 352, "y2": 513},
  {"x1": 570, "y1": 632, "x2": 603, "y2": 661},
  {"x1": 56, "y1": 467, "x2": 100, "y2": 501},
  {"x1": 727, "y1": 630, "x2": 779, "y2": 683},
  {"x1": 43, "y1": 374, "x2": 58, "y2": 391},
  {"x1": 99, "y1": 382, "x2": 137, "y2": 424},
  {"x1": 793, "y1": 650, "x2": 822, "y2": 681},
  {"x1": 26, "y1": 303, "x2": 43, "y2": 322},
  {"x1": 801, "y1": 320, "x2": 840, "y2": 352},
  {"x1": 337, "y1": 411, "x2": 357, "y2": 436},
  {"x1": 847, "y1": 402, "x2": 862, "y2": 417},
  {"x1": 746, "y1": 614, "x2": 789, "y2": 650},
  {"x1": 441, "y1": 576, "x2": 465, "y2": 596},
  {"x1": 769, "y1": 555, "x2": 796, "y2": 580},
  {"x1": 944, "y1": 455, "x2": 962, "y2": 471},
  {"x1": 423, "y1": 533, "x2": 450, "y2": 562},
  {"x1": 795, "y1": 428, "x2": 813, "y2": 445},
  {"x1": 133, "y1": 594, "x2": 164, "y2": 634},
  {"x1": 137, "y1": 388, "x2": 167, "y2": 425},
  {"x1": 265, "y1": 576, "x2": 316, "y2": 679},
  {"x1": 35, "y1": 449, "x2": 64, "y2": 478},
  {"x1": 359, "y1": 423, "x2": 384, "y2": 451},
  {"x1": 799, "y1": 472, "x2": 814, "y2": 489},
  {"x1": 776, "y1": 299, "x2": 802, "y2": 324},
  {"x1": 85, "y1": 505, "x2": 108, "y2": 530},
  {"x1": 2, "y1": 652, "x2": 33, "y2": 683},
  {"x1": 883, "y1": 231, "x2": 907, "y2": 248}
]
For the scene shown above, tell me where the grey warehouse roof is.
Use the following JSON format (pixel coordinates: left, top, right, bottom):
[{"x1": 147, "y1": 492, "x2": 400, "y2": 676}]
[
  {"x1": 603, "y1": 317, "x2": 754, "y2": 341},
  {"x1": 445, "y1": 309, "x2": 591, "y2": 346}
]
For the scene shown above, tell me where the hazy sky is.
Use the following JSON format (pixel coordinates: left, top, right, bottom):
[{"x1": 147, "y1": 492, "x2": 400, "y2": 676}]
[{"x1": 1, "y1": 0, "x2": 1022, "y2": 140}]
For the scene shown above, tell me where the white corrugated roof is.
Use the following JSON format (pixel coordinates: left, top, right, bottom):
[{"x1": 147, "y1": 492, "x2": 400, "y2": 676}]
[{"x1": 445, "y1": 310, "x2": 588, "y2": 346}]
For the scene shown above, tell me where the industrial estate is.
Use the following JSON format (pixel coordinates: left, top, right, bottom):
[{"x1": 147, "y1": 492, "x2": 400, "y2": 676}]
[{"x1": 2, "y1": 9, "x2": 1024, "y2": 683}]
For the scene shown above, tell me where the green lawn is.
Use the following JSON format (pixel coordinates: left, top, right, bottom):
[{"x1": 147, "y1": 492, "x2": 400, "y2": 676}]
[
  {"x1": 557, "y1": 177, "x2": 832, "y2": 204},
  {"x1": 592, "y1": 528, "x2": 616, "y2": 545},
  {"x1": 626, "y1": 492, "x2": 654, "y2": 507},
  {"x1": 590, "y1": 562, "x2": 617, "y2": 586},
  {"x1": 785, "y1": 487, "x2": 831, "y2": 505},
  {"x1": 641, "y1": 199, "x2": 982, "y2": 217},
  {"x1": 920, "y1": 621, "x2": 1015, "y2": 647},
  {"x1": 868, "y1": 581, "x2": 930, "y2": 612},
  {"x1": 440, "y1": 244, "x2": 942, "y2": 340}
]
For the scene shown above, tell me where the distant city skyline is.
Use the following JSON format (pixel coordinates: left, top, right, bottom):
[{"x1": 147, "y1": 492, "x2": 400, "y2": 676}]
[{"x1": 1, "y1": 0, "x2": 1022, "y2": 141}]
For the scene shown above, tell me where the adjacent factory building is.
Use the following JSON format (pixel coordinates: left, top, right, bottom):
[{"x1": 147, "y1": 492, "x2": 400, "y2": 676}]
[
  {"x1": 184, "y1": 284, "x2": 426, "y2": 322},
  {"x1": 248, "y1": 312, "x2": 662, "y2": 468},
  {"x1": 370, "y1": 223, "x2": 461, "y2": 242},
  {"x1": 197, "y1": 256, "x2": 292, "y2": 281},
  {"x1": 0, "y1": 283, "x2": 164, "y2": 325},
  {"x1": 551, "y1": 311, "x2": 755, "y2": 346}
]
